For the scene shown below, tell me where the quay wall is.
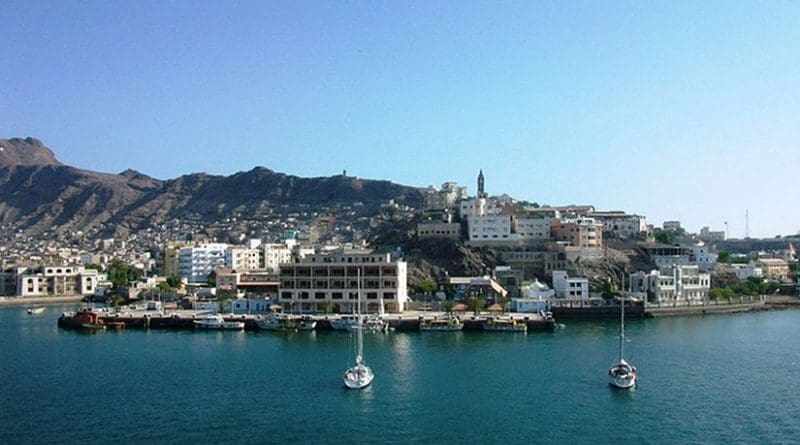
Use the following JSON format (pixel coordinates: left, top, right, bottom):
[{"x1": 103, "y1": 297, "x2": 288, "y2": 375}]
[{"x1": 0, "y1": 295, "x2": 84, "y2": 307}]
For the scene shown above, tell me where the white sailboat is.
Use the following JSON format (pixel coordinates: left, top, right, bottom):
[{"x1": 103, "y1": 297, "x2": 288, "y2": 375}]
[
  {"x1": 343, "y1": 271, "x2": 374, "y2": 390},
  {"x1": 609, "y1": 296, "x2": 637, "y2": 389}
]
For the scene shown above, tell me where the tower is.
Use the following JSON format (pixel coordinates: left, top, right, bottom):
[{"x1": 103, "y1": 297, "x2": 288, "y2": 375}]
[{"x1": 477, "y1": 170, "x2": 486, "y2": 198}]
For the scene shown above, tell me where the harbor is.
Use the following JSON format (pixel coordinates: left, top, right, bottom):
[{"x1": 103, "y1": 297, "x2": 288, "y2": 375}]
[{"x1": 56, "y1": 307, "x2": 558, "y2": 332}]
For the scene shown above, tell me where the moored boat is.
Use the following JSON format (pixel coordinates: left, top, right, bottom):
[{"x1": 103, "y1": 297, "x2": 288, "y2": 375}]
[
  {"x1": 343, "y1": 271, "x2": 374, "y2": 390},
  {"x1": 483, "y1": 317, "x2": 527, "y2": 332},
  {"x1": 193, "y1": 314, "x2": 245, "y2": 330},
  {"x1": 420, "y1": 316, "x2": 463, "y2": 332},
  {"x1": 609, "y1": 296, "x2": 637, "y2": 389},
  {"x1": 27, "y1": 306, "x2": 46, "y2": 315}
]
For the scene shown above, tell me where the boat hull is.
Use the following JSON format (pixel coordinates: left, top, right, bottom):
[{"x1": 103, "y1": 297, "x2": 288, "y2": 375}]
[{"x1": 343, "y1": 364, "x2": 374, "y2": 389}]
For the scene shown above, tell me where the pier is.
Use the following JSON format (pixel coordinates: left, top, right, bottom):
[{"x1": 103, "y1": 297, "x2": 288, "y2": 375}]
[{"x1": 57, "y1": 309, "x2": 557, "y2": 332}]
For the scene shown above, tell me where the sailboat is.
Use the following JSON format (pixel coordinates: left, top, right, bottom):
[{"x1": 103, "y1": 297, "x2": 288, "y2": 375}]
[
  {"x1": 343, "y1": 271, "x2": 374, "y2": 390},
  {"x1": 608, "y1": 296, "x2": 637, "y2": 389}
]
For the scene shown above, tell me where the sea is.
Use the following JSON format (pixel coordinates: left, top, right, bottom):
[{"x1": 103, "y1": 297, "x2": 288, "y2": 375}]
[{"x1": 1, "y1": 305, "x2": 798, "y2": 444}]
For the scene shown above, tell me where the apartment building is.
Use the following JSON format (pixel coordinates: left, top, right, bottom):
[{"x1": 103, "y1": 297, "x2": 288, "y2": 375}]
[
  {"x1": 629, "y1": 265, "x2": 710, "y2": 304},
  {"x1": 552, "y1": 270, "x2": 590, "y2": 299},
  {"x1": 550, "y1": 218, "x2": 603, "y2": 248},
  {"x1": 278, "y1": 251, "x2": 407, "y2": 313},
  {"x1": 224, "y1": 246, "x2": 261, "y2": 271},
  {"x1": 16, "y1": 266, "x2": 103, "y2": 297},
  {"x1": 178, "y1": 243, "x2": 229, "y2": 283}
]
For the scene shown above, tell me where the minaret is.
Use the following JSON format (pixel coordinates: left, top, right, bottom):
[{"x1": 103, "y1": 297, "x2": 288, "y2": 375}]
[{"x1": 477, "y1": 170, "x2": 486, "y2": 198}]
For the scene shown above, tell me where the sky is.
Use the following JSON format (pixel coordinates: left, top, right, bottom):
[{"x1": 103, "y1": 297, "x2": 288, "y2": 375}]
[{"x1": 2, "y1": 1, "x2": 799, "y2": 238}]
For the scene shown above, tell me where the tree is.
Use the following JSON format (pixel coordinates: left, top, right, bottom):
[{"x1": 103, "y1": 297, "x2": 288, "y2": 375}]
[
  {"x1": 718, "y1": 251, "x2": 732, "y2": 264},
  {"x1": 653, "y1": 229, "x2": 676, "y2": 245},
  {"x1": 107, "y1": 259, "x2": 141, "y2": 288},
  {"x1": 598, "y1": 279, "x2": 621, "y2": 300},
  {"x1": 467, "y1": 296, "x2": 485, "y2": 315},
  {"x1": 166, "y1": 274, "x2": 183, "y2": 289},
  {"x1": 416, "y1": 279, "x2": 438, "y2": 295}
]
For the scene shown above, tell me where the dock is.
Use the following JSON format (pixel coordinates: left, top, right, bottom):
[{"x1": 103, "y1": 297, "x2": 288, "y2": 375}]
[{"x1": 57, "y1": 309, "x2": 557, "y2": 332}]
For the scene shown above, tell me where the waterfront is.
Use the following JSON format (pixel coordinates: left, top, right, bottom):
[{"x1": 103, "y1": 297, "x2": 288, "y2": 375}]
[{"x1": 1, "y1": 306, "x2": 799, "y2": 444}]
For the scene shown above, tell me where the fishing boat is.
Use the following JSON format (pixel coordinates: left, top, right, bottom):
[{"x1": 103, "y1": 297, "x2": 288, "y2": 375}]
[
  {"x1": 483, "y1": 317, "x2": 527, "y2": 332},
  {"x1": 420, "y1": 316, "x2": 463, "y2": 332},
  {"x1": 608, "y1": 296, "x2": 637, "y2": 389},
  {"x1": 343, "y1": 272, "x2": 374, "y2": 389},
  {"x1": 193, "y1": 314, "x2": 245, "y2": 330},
  {"x1": 256, "y1": 313, "x2": 296, "y2": 331},
  {"x1": 294, "y1": 315, "x2": 317, "y2": 331},
  {"x1": 27, "y1": 306, "x2": 46, "y2": 315}
]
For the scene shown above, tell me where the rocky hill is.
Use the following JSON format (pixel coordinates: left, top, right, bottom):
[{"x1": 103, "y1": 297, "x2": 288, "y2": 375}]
[{"x1": 0, "y1": 138, "x2": 423, "y2": 238}]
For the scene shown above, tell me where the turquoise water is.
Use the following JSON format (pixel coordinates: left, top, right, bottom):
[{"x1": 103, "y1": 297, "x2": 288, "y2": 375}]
[{"x1": 1, "y1": 306, "x2": 799, "y2": 444}]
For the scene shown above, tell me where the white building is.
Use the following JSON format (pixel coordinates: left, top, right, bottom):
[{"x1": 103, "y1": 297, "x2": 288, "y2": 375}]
[
  {"x1": 224, "y1": 247, "x2": 261, "y2": 272},
  {"x1": 732, "y1": 261, "x2": 763, "y2": 281},
  {"x1": 16, "y1": 266, "x2": 103, "y2": 297},
  {"x1": 179, "y1": 243, "x2": 229, "y2": 283},
  {"x1": 278, "y1": 251, "x2": 408, "y2": 313},
  {"x1": 263, "y1": 242, "x2": 294, "y2": 274},
  {"x1": 467, "y1": 214, "x2": 519, "y2": 243},
  {"x1": 513, "y1": 216, "x2": 553, "y2": 242},
  {"x1": 689, "y1": 244, "x2": 717, "y2": 270},
  {"x1": 510, "y1": 279, "x2": 555, "y2": 312},
  {"x1": 699, "y1": 226, "x2": 725, "y2": 242},
  {"x1": 588, "y1": 211, "x2": 647, "y2": 239},
  {"x1": 552, "y1": 270, "x2": 590, "y2": 299},
  {"x1": 629, "y1": 265, "x2": 710, "y2": 304}
]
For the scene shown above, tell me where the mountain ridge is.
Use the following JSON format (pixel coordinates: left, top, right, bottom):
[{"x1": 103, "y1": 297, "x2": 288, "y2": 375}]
[{"x1": 0, "y1": 138, "x2": 423, "y2": 238}]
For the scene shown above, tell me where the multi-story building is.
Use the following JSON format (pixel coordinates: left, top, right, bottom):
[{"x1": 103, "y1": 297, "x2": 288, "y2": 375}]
[
  {"x1": 550, "y1": 218, "x2": 603, "y2": 248},
  {"x1": 417, "y1": 221, "x2": 462, "y2": 240},
  {"x1": 178, "y1": 243, "x2": 229, "y2": 283},
  {"x1": 278, "y1": 251, "x2": 407, "y2": 313},
  {"x1": 513, "y1": 215, "x2": 553, "y2": 242},
  {"x1": 732, "y1": 261, "x2": 763, "y2": 281},
  {"x1": 552, "y1": 270, "x2": 590, "y2": 299},
  {"x1": 422, "y1": 181, "x2": 467, "y2": 211},
  {"x1": 757, "y1": 258, "x2": 790, "y2": 282},
  {"x1": 15, "y1": 266, "x2": 103, "y2": 297},
  {"x1": 588, "y1": 211, "x2": 647, "y2": 239},
  {"x1": 467, "y1": 214, "x2": 519, "y2": 243},
  {"x1": 699, "y1": 226, "x2": 726, "y2": 242},
  {"x1": 224, "y1": 246, "x2": 261, "y2": 272},
  {"x1": 162, "y1": 241, "x2": 190, "y2": 277},
  {"x1": 663, "y1": 220, "x2": 682, "y2": 231},
  {"x1": 629, "y1": 265, "x2": 710, "y2": 304},
  {"x1": 263, "y1": 242, "x2": 294, "y2": 273}
]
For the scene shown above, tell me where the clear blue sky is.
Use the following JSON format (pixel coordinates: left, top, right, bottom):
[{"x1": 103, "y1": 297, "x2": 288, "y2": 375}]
[{"x1": 2, "y1": 1, "x2": 799, "y2": 238}]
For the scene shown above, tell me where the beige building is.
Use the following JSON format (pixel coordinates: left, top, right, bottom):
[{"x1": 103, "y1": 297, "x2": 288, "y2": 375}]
[
  {"x1": 757, "y1": 258, "x2": 790, "y2": 282},
  {"x1": 278, "y1": 251, "x2": 407, "y2": 313},
  {"x1": 550, "y1": 218, "x2": 603, "y2": 248}
]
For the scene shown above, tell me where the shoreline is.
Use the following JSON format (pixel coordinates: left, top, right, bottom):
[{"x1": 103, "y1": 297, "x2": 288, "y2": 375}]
[{"x1": 0, "y1": 295, "x2": 84, "y2": 307}]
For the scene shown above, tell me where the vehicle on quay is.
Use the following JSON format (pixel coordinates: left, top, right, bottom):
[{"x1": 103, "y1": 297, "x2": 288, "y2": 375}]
[
  {"x1": 193, "y1": 314, "x2": 245, "y2": 330},
  {"x1": 609, "y1": 296, "x2": 637, "y2": 389}
]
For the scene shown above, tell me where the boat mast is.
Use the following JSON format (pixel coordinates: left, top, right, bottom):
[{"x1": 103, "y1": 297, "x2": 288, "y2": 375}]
[
  {"x1": 357, "y1": 269, "x2": 363, "y2": 362},
  {"x1": 619, "y1": 295, "x2": 625, "y2": 361}
]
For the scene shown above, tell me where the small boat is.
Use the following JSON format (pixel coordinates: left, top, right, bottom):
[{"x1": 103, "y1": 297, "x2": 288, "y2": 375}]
[
  {"x1": 420, "y1": 316, "x2": 463, "y2": 332},
  {"x1": 193, "y1": 314, "x2": 245, "y2": 330},
  {"x1": 256, "y1": 313, "x2": 295, "y2": 331},
  {"x1": 81, "y1": 322, "x2": 106, "y2": 330},
  {"x1": 27, "y1": 307, "x2": 46, "y2": 315},
  {"x1": 343, "y1": 272, "x2": 374, "y2": 390},
  {"x1": 345, "y1": 316, "x2": 388, "y2": 333},
  {"x1": 330, "y1": 315, "x2": 359, "y2": 331},
  {"x1": 609, "y1": 296, "x2": 637, "y2": 389},
  {"x1": 483, "y1": 317, "x2": 527, "y2": 332},
  {"x1": 294, "y1": 315, "x2": 317, "y2": 331}
]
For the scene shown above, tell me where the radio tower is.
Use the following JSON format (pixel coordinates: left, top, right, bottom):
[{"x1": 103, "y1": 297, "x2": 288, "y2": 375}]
[{"x1": 745, "y1": 209, "x2": 750, "y2": 239}]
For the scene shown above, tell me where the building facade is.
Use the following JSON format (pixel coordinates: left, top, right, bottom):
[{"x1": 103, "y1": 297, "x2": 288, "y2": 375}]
[
  {"x1": 550, "y1": 218, "x2": 603, "y2": 248},
  {"x1": 629, "y1": 265, "x2": 710, "y2": 304},
  {"x1": 178, "y1": 243, "x2": 229, "y2": 283},
  {"x1": 16, "y1": 266, "x2": 103, "y2": 297},
  {"x1": 278, "y1": 252, "x2": 407, "y2": 313},
  {"x1": 552, "y1": 270, "x2": 590, "y2": 299}
]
